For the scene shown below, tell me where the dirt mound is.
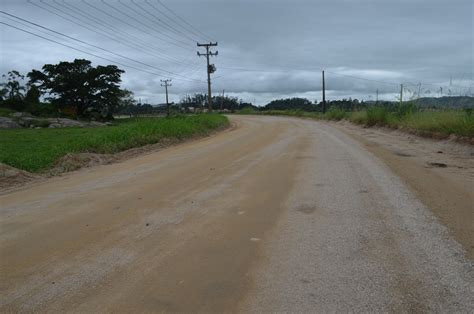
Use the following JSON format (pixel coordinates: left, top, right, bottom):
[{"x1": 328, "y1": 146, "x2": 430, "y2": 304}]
[
  {"x1": 0, "y1": 163, "x2": 40, "y2": 190},
  {"x1": 50, "y1": 153, "x2": 118, "y2": 175}
]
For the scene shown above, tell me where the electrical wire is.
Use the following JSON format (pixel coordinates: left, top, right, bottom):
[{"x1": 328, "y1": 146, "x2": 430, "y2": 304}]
[
  {"x1": 1, "y1": 11, "x2": 202, "y2": 82},
  {"x1": 53, "y1": 0, "x2": 190, "y2": 52},
  {"x1": 130, "y1": 0, "x2": 198, "y2": 43},
  {"x1": 152, "y1": 0, "x2": 214, "y2": 42},
  {"x1": 0, "y1": 21, "x2": 205, "y2": 83},
  {"x1": 28, "y1": 0, "x2": 196, "y2": 69}
]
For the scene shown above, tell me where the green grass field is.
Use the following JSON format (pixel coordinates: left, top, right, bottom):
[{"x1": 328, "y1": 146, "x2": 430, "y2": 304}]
[
  {"x1": 238, "y1": 107, "x2": 474, "y2": 138},
  {"x1": 0, "y1": 114, "x2": 228, "y2": 172}
]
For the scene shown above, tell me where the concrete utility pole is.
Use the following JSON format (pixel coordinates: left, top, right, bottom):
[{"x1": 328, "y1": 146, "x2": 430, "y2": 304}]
[
  {"x1": 220, "y1": 89, "x2": 225, "y2": 110},
  {"x1": 399, "y1": 84, "x2": 403, "y2": 107},
  {"x1": 322, "y1": 70, "x2": 326, "y2": 113},
  {"x1": 161, "y1": 79, "x2": 172, "y2": 117},
  {"x1": 197, "y1": 42, "x2": 218, "y2": 112}
]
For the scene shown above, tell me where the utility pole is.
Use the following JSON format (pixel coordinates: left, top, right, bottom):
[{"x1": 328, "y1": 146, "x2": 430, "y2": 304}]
[
  {"x1": 399, "y1": 84, "x2": 403, "y2": 107},
  {"x1": 220, "y1": 89, "x2": 225, "y2": 110},
  {"x1": 376, "y1": 88, "x2": 379, "y2": 105},
  {"x1": 322, "y1": 70, "x2": 326, "y2": 113},
  {"x1": 197, "y1": 42, "x2": 218, "y2": 112},
  {"x1": 161, "y1": 79, "x2": 172, "y2": 117}
]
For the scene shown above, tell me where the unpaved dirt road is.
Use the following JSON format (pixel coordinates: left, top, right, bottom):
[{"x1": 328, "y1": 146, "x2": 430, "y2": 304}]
[{"x1": 1, "y1": 115, "x2": 473, "y2": 312}]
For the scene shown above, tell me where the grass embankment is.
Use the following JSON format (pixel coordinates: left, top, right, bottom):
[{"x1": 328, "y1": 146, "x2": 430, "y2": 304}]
[
  {"x1": 0, "y1": 114, "x2": 228, "y2": 172},
  {"x1": 0, "y1": 107, "x2": 14, "y2": 117},
  {"x1": 239, "y1": 107, "x2": 474, "y2": 138}
]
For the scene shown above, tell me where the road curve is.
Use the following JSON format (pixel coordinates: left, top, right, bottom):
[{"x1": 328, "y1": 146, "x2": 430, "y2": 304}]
[{"x1": 1, "y1": 115, "x2": 473, "y2": 312}]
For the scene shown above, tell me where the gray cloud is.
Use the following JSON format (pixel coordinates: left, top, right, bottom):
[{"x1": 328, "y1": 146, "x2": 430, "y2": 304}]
[{"x1": 1, "y1": 0, "x2": 472, "y2": 106}]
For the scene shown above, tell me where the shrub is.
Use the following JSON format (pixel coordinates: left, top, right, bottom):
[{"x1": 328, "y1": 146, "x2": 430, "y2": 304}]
[
  {"x1": 324, "y1": 108, "x2": 347, "y2": 120},
  {"x1": 239, "y1": 106, "x2": 257, "y2": 114},
  {"x1": 366, "y1": 107, "x2": 391, "y2": 126},
  {"x1": 348, "y1": 111, "x2": 367, "y2": 124},
  {"x1": 395, "y1": 103, "x2": 417, "y2": 119},
  {"x1": 0, "y1": 107, "x2": 14, "y2": 117}
]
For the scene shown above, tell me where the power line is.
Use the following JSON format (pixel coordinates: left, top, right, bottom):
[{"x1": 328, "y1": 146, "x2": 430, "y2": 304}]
[
  {"x1": 154, "y1": 0, "x2": 214, "y2": 42},
  {"x1": 79, "y1": 0, "x2": 199, "y2": 72},
  {"x1": 143, "y1": 0, "x2": 204, "y2": 41},
  {"x1": 62, "y1": 0, "x2": 171, "y2": 52},
  {"x1": 0, "y1": 11, "x2": 204, "y2": 82},
  {"x1": 56, "y1": 0, "x2": 190, "y2": 54},
  {"x1": 129, "y1": 0, "x2": 198, "y2": 43},
  {"x1": 103, "y1": 0, "x2": 191, "y2": 49},
  {"x1": 325, "y1": 71, "x2": 402, "y2": 86},
  {"x1": 79, "y1": 0, "x2": 185, "y2": 64},
  {"x1": 28, "y1": 0, "x2": 189, "y2": 66},
  {"x1": 219, "y1": 65, "x2": 402, "y2": 86},
  {"x1": 0, "y1": 21, "x2": 205, "y2": 83},
  {"x1": 29, "y1": 0, "x2": 199, "y2": 72}
]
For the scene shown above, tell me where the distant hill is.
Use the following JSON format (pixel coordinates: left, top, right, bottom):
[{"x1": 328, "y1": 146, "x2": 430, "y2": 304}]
[
  {"x1": 411, "y1": 96, "x2": 474, "y2": 108},
  {"x1": 365, "y1": 96, "x2": 474, "y2": 108}
]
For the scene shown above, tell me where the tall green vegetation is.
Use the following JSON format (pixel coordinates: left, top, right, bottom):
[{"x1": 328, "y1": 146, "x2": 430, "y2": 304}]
[
  {"x1": 238, "y1": 104, "x2": 474, "y2": 138},
  {"x1": 0, "y1": 114, "x2": 229, "y2": 172}
]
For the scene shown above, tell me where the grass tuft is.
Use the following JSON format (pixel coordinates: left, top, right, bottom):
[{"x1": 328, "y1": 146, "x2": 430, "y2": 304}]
[{"x1": 324, "y1": 108, "x2": 347, "y2": 120}]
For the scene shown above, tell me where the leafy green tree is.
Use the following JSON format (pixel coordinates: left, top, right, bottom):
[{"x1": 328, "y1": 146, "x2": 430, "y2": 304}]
[
  {"x1": 0, "y1": 70, "x2": 28, "y2": 111},
  {"x1": 28, "y1": 59, "x2": 124, "y2": 119},
  {"x1": 24, "y1": 84, "x2": 41, "y2": 104},
  {"x1": 1, "y1": 70, "x2": 26, "y2": 100},
  {"x1": 265, "y1": 98, "x2": 315, "y2": 111},
  {"x1": 0, "y1": 87, "x2": 7, "y2": 102},
  {"x1": 116, "y1": 89, "x2": 137, "y2": 116}
]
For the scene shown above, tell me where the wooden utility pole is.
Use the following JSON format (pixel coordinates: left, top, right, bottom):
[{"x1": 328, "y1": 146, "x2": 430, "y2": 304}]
[
  {"x1": 399, "y1": 84, "x2": 403, "y2": 107},
  {"x1": 322, "y1": 70, "x2": 326, "y2": 113},
  {"x1": 220, "y1": 89, "x2": 225, "y2": 110},
  {"x1": 197, "y1": 42, "x2": 218, "y2": 112},
  {"x1": 161, "y1": 79, "x2": 172, "y2": 117}
]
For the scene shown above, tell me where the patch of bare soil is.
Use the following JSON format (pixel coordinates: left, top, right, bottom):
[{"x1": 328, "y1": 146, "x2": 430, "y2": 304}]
[
  {"x1": 0, "y1": 163, "x2": 40, "y2": 190},
  {"x1": 333, "y1": 121, "x2": 474, "y2": 259}
]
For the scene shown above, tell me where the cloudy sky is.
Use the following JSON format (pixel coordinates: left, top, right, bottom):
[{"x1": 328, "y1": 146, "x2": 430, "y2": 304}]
[{"x1": 1, "y1": 0, "x2": 473, "y2": 105}]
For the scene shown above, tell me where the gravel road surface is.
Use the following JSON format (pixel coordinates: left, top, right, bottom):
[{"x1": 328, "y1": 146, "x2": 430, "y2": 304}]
[{"x1": 1, "y1": 115, "x2": 473, "y2": 312}]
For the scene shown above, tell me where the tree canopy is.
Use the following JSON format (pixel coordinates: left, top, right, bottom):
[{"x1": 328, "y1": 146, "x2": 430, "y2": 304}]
[
  {"x1": 265, "y1": 98, "x2": 315, "y2": 111},
  {"x1": 28, "y1": 59, "x2": 125, "y2": 118}
]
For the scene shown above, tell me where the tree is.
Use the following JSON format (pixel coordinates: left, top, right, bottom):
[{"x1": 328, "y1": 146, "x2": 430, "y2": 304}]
[
  {"x1": 1, "y1": 70, "x2": 26, "y2": 100},
  {"x1": 116, "y1": 89, "x2": 137, "y2": 116},
  {"x1": 24, "y1": 84, "x2": 41, "y2": 104},
  {"x1": 0, "y1": 70, "x2": 28, "y2": 111},
  {"x1": 28, "y1": 59, "x2": 124, "y2": 119},
  {"x1": 0, "y1": 87, "x2": 7, "y2": 102},
  {"x1": 264, "y1": 98, "x2": 315, "y2": 111}
]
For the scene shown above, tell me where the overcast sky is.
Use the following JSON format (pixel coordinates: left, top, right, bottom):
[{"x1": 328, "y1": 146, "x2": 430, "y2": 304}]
[{"x1": 1, "y1": 0, "x2": 473, "y2": 105}]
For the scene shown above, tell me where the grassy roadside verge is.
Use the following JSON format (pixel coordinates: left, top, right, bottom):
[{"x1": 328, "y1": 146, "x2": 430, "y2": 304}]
[
  {"x1": 0, "y1": 114, "x2": 229, "y2": 172},
  {"x1": 238, "y1": 107, "x2": 474, "y2": 139}
]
